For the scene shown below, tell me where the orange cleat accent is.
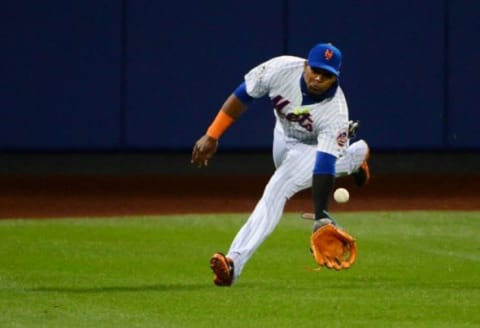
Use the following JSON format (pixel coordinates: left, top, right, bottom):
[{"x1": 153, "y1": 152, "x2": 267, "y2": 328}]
[
  {"x1": 353, "y1": 147, "x2": 370, "y2": 186},
  {"x1": 209, "y1": 252, "x2": 234, "y2": 287}
]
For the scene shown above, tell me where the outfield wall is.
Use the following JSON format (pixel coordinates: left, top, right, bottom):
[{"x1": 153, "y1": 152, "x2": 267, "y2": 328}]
[{"x1": 1, "y1": 1, "x2": 479, "y2": 151}]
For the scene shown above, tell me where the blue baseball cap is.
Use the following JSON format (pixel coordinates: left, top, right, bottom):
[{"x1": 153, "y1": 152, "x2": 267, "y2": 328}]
[{"x1": 307, "y1": 43, "x2": 342, "y2": 76}]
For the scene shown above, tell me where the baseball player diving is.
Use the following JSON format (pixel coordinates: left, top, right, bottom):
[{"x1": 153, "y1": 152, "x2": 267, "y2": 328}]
[{"x1": 191, "y1": 42, "x2": 370, "y2": 286}]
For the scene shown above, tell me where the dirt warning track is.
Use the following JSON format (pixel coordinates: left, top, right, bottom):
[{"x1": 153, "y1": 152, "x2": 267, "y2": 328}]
[{"x1": 0, "y1": 174, "x2": 478, "y2": 219}]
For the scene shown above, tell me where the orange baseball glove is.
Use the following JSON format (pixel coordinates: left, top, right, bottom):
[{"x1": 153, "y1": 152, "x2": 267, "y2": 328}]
[{"x1": 310, "y1": 223, "x2": 357, "y2": 270}]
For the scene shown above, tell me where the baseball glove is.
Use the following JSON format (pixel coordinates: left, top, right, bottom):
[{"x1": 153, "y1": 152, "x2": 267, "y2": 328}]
[{"x1": 310, "y1": 223, "x2": 357, "y2": 270}]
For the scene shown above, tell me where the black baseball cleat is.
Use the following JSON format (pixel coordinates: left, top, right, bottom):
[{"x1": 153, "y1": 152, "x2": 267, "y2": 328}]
[
  {"x1": 353, "y1": 146, "x2": 370, "y2": 186},
  {"x1": 210, "y1": 252, "x2": 234, "y2": 287}
]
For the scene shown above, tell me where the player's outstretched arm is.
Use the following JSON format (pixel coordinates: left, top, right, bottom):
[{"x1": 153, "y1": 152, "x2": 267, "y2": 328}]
[{"x1": 191, "y1": 94, "x2": 247, "y2": 168}]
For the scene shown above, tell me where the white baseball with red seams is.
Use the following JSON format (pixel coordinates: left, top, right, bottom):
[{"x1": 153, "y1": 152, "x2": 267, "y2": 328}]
[{"x1": 225, "y1": 55, "x2": 369, "y2": 282}]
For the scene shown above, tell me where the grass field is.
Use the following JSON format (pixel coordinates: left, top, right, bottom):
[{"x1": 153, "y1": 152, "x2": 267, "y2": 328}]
[{"x1": 0, "y1": 211, "x2": 479, "y2": 327}]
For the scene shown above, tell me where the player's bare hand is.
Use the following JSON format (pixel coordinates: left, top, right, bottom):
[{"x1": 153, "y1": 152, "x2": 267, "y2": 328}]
[{"x1": 191, "y1": 134, "x2": 218, "y2": 168}]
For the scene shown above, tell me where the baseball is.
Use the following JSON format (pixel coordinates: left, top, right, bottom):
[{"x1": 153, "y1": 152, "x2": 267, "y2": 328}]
[{"x1": 334, "y1": 188, "x2": 350, "y2": 203}]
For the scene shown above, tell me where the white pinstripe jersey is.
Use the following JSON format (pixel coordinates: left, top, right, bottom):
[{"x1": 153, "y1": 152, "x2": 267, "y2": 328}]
[{"x1": 244, "y1": 55, "x2": 349, "y2": 157}]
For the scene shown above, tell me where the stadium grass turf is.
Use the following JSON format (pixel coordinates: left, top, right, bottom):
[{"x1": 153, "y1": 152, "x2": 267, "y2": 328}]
[{"x1": 0, "y1": 211, "x2": 479, "y2": 327}]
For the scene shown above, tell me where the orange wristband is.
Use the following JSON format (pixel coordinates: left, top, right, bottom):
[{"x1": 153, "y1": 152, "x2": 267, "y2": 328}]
[{"x1": 206, "y1": 110, "x2": 235, "y2": 140}]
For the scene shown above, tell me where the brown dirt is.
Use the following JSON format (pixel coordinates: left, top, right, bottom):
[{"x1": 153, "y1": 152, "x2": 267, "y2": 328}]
[{"x1": 0, "y1": 174, "x2": 478, "y2": 219}]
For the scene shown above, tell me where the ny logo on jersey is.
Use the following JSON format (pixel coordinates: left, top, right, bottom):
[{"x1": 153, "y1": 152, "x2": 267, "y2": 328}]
[{"x1": 272, "y1": 96, "x2": 313, "y2": 132}]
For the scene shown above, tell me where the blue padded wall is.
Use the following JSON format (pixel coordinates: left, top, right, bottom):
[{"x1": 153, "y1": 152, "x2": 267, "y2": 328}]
[
  {"x1": 446, "y1": 0, "x2": 480, "y2": 148},
  {"x1": 125, "y1": 1, "x2": 283, "y2": 150},
  {"x1": 0, "y1": 1, "x2": 122, "y2": 149},
  {"x1": 0, "y1": 0, "x2": 478, "y2": 151}
]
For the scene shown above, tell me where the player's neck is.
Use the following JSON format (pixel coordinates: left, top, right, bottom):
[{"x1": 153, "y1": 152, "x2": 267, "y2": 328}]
[{"x1": 300, "y1": 77, "x2": 338, "y2": 104}]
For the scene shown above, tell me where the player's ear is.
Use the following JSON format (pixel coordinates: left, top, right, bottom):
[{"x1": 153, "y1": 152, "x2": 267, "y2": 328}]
[{"x1": 303, "y1": 61, "x2": 310, "y2": 73}]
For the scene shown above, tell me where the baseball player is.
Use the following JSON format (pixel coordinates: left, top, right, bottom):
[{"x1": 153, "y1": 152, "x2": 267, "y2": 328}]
[{"x1": 191, "y1": 43, "x2": 370, "y2": 286}]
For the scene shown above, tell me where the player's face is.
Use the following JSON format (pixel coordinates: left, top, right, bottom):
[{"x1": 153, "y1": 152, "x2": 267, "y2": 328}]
[{"x1": 303, "y1": 63, "x2": 337, "y2": 95}]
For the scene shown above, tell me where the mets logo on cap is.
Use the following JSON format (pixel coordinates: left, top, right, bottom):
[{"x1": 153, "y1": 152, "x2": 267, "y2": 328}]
[{"x1": 324, "y1": 49, "x2": 334, "y2": 61}]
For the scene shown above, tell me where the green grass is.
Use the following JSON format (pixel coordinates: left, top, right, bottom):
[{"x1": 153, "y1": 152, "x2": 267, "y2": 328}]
[{"x1": 0, "y1": 211, "x2": 479, "y2": 327}]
